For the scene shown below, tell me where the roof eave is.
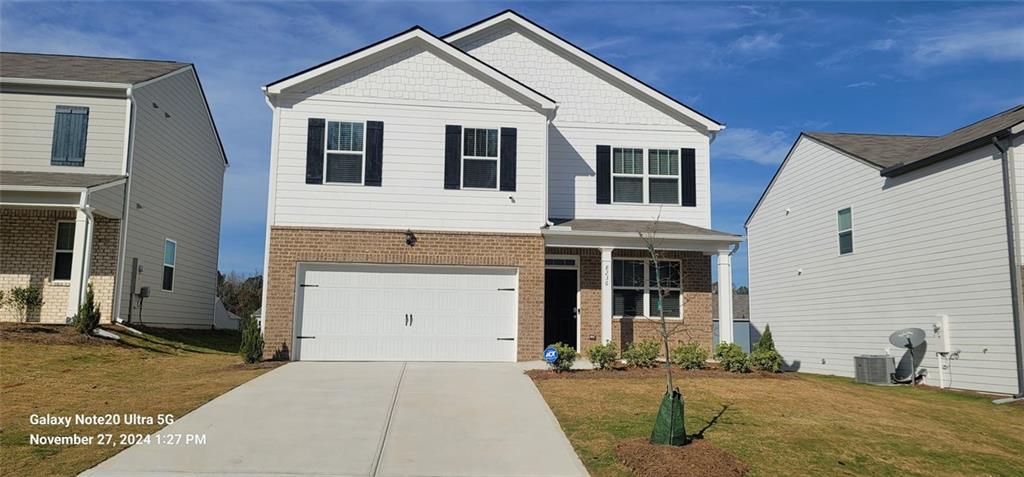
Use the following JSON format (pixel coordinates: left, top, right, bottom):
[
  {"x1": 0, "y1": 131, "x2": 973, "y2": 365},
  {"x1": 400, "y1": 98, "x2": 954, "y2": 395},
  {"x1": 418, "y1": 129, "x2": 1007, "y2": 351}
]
[
  {"x1": 880, "y1": 129, "x2": 1016, "y2": 177},
  {"x1": 0, "y1": 77, "x2": 131, "y2": 90}
]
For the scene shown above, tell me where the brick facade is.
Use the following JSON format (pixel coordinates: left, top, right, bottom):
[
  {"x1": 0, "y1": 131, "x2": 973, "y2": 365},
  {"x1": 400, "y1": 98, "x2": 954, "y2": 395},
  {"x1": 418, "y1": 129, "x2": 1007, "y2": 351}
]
[
  {"x1": 545, "y1": 247, "x2": 713, "y2": 355},
  {"x1": 264, "y1": 227, "x2": 546, "y2": 361},
  {"x1": 0, "y1": 208, "x2": 119, "y2": 324}
]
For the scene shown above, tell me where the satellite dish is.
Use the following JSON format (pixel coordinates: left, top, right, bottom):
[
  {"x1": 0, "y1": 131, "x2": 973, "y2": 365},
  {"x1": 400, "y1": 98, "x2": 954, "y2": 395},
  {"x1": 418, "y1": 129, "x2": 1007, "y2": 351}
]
[
  {"x1": 889, "y1": 328, "x2": 926, "y2": 349},
  {"x1": 888, "y1": 328, "x2": 926, "y2": 385}
]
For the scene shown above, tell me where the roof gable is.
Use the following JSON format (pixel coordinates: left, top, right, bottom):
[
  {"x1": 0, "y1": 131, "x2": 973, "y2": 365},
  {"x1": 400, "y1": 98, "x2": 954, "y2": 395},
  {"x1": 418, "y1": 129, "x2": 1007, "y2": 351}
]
[
  {"x1": 264, "y1": 27, "x2": 555, "y2": 113},
  {"x1": 444, "y1": 10, "x2": 723, "y2": 132}
]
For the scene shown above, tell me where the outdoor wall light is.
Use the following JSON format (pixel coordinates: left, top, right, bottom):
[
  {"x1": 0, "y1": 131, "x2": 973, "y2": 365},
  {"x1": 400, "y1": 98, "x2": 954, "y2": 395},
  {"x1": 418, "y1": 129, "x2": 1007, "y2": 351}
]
[{"x1": 404, "y1": 230, "x2": 417, "y2": 247}]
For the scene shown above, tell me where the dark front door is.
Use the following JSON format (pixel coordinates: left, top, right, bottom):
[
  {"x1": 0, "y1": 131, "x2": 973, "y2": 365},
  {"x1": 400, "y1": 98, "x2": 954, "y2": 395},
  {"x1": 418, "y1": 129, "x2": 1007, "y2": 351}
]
[{"x1": 544, "y1": 268, "x2": 577, "y2": 348}]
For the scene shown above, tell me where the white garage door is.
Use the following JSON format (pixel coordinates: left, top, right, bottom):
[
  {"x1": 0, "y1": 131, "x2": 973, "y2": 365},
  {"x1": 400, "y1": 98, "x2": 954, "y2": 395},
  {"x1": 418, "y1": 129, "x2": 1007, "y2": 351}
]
[{"x1": 294, "y1": 264, "x2": 518, "y2": 362}]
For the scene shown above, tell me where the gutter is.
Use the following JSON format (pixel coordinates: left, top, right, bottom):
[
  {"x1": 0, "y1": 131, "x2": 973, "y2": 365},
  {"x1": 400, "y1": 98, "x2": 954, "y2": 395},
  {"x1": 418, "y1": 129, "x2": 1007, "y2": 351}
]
[
  {"x1": 541, "y1": 227, "x2": 742, "y2": 243},
  {"x1": 993, "y1": 136, "x2": 1024, "y2": 402}
]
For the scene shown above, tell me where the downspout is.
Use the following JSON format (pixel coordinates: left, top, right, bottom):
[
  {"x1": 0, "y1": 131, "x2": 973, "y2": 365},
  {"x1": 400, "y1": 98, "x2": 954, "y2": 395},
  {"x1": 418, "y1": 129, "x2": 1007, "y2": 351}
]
[
  {"x1": 113, "y1": 87, "x2": 137, "y2": 324},
  {"x1": 993, "y1": 136, "x2": 1024, "y2": 401}
]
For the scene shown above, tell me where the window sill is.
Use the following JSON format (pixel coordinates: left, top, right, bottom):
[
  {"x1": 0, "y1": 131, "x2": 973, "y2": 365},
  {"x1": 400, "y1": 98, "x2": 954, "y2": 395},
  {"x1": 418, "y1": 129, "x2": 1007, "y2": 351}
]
[
  {"x1": 50, "y1": 280, "x2": 70, "y2": 286},
  {"x1": 614, "y1": 315, "x2": 683, "y2": 321},
  {"x1": 51, "y1": 161, "x2": 85, "y2": 167}
]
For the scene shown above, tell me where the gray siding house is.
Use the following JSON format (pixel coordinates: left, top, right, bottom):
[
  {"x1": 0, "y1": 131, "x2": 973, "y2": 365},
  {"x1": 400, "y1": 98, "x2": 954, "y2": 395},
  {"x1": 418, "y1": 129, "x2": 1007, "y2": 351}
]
[{"x1": 0, "y1": 52, "x2": 227, "y2": 328}]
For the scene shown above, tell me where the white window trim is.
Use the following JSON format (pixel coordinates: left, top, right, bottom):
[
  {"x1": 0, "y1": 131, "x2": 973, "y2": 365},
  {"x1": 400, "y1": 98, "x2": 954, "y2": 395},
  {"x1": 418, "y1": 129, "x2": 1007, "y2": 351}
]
[
  {"x1": 322, "y1": 120, "x2": 366, "y2": 186},
  {"x1": 646, "y1": 148, "x2": 682, "y2": 205},
  {"x1": 162, "y1": 238, "x2": 176, "y2": 292},
  {"x1": 611, "y1": 147, "x2": 645, "y2": 204},
  {"x1": 51, "y1": 220, "x2": 75, "y2": 282},
  {"x1": 461, "y1": 126, "x2": 500, "y2": 190},
  {"x1": 611, "y1": 258, "x2": 683, "y2": 320},
  {"x1": 837, "y1": 207, "x2": 854, "y2": 256}
]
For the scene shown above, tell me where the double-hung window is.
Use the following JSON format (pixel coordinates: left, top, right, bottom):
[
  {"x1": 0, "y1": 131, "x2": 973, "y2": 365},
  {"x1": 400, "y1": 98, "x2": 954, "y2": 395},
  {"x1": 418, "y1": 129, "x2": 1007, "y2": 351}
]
[
  {"x1": 51, "y1": 105, "x2": 89, "y2": 166},
  {"x1": 612, "y1": 259, "x2": 682, "y2": 318},
  {"x1": 648, "y1": 149, "x2": 680, "y2": 204},
  {"x1": 612, "y1": 148, "x2": 644, "y2": 203},
  {"x1": 462, "y1": 128, "x2": 499, "y2": 188},
  {"x1": 52, "y1": 222, "x2": 75, "y2": 281},
  {"x1": 837, "y1": 208, "x2": 853, "y2": 255},
  {"x1": 325, "y1": 121, "x2": 364, "y2": 184},
  {"x1": 163, "y1": 239, "x2": 176, "y2": 291}
]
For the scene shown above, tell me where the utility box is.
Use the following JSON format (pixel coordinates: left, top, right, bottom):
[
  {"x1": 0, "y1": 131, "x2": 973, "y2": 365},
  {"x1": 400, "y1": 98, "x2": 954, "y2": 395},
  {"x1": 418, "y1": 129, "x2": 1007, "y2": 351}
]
[{"x1": 854, "y1": 355, "x2": 895, "y2": 386}]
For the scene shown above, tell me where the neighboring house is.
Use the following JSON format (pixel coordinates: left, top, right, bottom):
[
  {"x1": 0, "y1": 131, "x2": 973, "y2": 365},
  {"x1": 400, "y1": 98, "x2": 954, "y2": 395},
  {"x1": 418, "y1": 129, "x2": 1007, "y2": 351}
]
[
  {"x1": 0, "y1": 52, "x2": 227, "y2": 328},
  {"x1": 746, "y1": 105, "x2": 1024, "y2": 396},
  {"x1": 260, "y1": 10, "x2": 742, "y2": 362}
]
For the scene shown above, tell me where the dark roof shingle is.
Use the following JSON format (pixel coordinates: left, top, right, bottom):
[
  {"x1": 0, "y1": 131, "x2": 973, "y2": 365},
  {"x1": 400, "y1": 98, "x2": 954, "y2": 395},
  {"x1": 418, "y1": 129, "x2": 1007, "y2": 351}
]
[
  {"x1": 547, "y1": 218, "x2": 740, "y2": 238},
  {"x1": 0, "y1": 171, "x2": 125, "y2": 188},
  {"x1": 805, "y1": 104, "x2": 1024, "y2": 174},
  {"x1": 0, "y1": 52, "x2": 188, "y2": 85}
]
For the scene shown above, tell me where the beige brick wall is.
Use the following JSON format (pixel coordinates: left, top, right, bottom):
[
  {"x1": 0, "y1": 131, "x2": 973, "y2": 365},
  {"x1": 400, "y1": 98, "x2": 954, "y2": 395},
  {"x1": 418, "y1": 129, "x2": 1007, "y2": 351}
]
[
  {"x1": 546, "y1": 247, "x2": 713, "y2": 355},
  {"x1": 0, "y1": 209, "x2": 119, "y2": 324},
  {"x1": 264, "y1": 227, "x2": 545, "y2": 361}
]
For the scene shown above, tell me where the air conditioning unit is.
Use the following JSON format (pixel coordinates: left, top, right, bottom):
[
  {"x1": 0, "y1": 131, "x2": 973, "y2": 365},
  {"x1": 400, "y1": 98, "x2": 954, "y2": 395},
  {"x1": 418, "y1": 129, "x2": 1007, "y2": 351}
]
[{"x1": 854, "y1": 355, "x2": 895, "y2": 386}]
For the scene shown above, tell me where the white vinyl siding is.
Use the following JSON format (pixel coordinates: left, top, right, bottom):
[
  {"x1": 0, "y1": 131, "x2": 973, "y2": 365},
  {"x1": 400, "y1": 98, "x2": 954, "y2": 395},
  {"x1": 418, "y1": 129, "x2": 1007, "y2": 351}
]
[
  {"x1": 0, "y1": 92, "x2": 126, "y2": 175},
  {"x1": 118, "y1": 69, "x2": 225, "y2": 327},
  {"x1": 270, "y1": 45, "x2": 547, "y2": 234},
  {"x1": 456, "y1": 27, "x2": 711, "y2": 227},
  {"x1": 747, "y1": 137, "x2": 1019, "y2": 395}
]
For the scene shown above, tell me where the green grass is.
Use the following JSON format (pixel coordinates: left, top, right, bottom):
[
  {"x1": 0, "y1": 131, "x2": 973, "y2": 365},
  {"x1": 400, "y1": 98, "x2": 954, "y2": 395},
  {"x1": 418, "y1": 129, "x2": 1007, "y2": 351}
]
[
  {"x1": 532, "y1": 371, "x2": 1024, "y2": 476},
  {"x1": 0, "y1": 324, "x2": 276, "y2": 476}
]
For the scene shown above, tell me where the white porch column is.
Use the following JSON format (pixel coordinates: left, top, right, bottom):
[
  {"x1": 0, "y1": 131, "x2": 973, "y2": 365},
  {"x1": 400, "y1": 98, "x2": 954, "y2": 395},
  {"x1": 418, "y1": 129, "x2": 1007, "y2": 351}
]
[
  {"x1": 65, "y1": 207, "x2": 93, "y2": 319},
  {"x1": 600, "y1": 247, "x2": 613, "y2": 344},
  {"x1": 717, "y1": 249, "x2": 734, "y2": 344}
]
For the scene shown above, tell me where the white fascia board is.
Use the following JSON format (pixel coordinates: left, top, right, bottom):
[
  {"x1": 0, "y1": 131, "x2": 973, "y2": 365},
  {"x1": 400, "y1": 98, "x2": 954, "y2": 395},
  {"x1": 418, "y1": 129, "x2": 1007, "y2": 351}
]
[
  {"x1": 0, "y1": 77, "x2": 131, "y2": 91},
  {"x1": 542, "y1": 227, "x2": 742, "y2": 243},
  {"x1": 264, "y1": 28, "x2": 556, "y2": 112},
  {"x1": 444, "y1": 12, "x2": 723, "y2": 132},
  {"x1": 0, "y1": 185, "x2": 88, "y2": 193},
  {"x1": 543, "y1": 230, "x2": 742, "y2": 252}
]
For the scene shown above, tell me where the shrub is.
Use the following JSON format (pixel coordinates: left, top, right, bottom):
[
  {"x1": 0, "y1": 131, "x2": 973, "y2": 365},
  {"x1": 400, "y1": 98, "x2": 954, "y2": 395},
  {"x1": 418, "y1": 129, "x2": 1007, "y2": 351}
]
[
  {"x1": 238, "y1": 316, "x2": 264, "y2": 364},
  {"x1": 750, "y1": 325, "x2": 783, "y2": 372},
  {"x1": 547, "y1": 342, "x2": 577, "y2": 372},
  {"x1": 670, "y1": 342, "x2": 708, "y2": 370},
  {"x1": 72, "y1": 284, "x2": 101, "y2": 334},
  {"x1": 4, "y1": 286, "x2": 43, "y2": 322},
  {"x1": 622, "y1": 340, "x2": 661, "y2": 368},
  {"x1": 586, "y1": 342, "x2": 618, "y2": 370},
  {"x1": 715, "y1": 342, "x2": 751, "y2": 373}
]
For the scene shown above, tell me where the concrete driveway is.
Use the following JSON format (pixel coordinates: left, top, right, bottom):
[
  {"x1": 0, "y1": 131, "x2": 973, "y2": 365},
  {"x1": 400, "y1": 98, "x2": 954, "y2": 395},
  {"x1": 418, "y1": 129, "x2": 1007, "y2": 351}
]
[{"x1": 81, "y1": 362, "x2": 588, "y2": 477}]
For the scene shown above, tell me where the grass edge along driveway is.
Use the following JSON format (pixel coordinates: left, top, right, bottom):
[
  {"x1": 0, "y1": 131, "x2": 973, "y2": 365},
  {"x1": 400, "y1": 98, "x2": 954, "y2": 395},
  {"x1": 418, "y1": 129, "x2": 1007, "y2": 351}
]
[
  {"x1": 0, "y1": 323, "x2": 278, "y2": 477},
  {"x1": 531, "y1": 370, "x2": 1024, "y2": 477}
]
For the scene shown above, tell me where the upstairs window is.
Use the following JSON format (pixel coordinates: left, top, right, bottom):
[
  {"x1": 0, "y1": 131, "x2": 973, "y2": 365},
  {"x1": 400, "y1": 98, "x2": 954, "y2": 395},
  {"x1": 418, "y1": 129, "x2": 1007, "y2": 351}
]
[
  {"x1": 648, "y1": 149, "x2": 680, "y2": 204},
  {"x1": 462, "y1": 128, "x2": 499, "y2": 188},
  {"x1": 51, "y1": 106, "x2": 89, "y2": 166},
  {"x1": 52, "y1": 222, "x2": 75, "y2": 281},
  {"x1": 163, "y1": 239, "x2": 176, "y2": 291},
  {"x1": 837, "y1": 208, "x2": 854, "y2": 255},
  {"x1": 325, "y1": 121, "x2": 364, "y2": 184},
  {"x1": 612, "y1": 148, "x2": 644, "y2": 203}
]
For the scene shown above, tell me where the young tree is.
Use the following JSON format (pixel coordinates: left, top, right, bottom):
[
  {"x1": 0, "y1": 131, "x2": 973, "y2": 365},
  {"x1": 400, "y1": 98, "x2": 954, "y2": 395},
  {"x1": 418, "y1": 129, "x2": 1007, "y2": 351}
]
[{"x1": 637, "y1": 216, "x2": 690, "y2": 446}]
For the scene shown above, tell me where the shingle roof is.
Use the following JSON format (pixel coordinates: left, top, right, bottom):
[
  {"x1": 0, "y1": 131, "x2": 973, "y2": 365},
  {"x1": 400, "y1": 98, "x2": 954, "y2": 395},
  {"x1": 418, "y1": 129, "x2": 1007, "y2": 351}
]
[
  {"x1": 0, "y1": 171, "x2": 125, "y2": 189},
  {"x1": 0, "y1": 52, "x2": 188, "y2": 85},
  {"x1": 805, "y1": 104, "x2": 1024, "y2": 174},
  {"x1": 547, "y1": 218, "x2": 741, "y2": 239}
]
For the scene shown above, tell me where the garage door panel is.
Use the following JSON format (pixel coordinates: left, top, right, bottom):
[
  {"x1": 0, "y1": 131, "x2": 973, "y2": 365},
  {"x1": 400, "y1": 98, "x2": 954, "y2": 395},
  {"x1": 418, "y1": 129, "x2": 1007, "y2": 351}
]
[{"x1": 295, "y1": 264, "x2": 517, "y2": 362}]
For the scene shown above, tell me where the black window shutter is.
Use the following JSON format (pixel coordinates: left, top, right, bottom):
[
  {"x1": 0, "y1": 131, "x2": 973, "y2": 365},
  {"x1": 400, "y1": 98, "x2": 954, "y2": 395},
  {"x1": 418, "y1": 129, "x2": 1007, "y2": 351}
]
[
  {"x1": 305, "y1": 118, "x2": 325, "y2": 184},
  {"x1": 499, "y1": 127, "x2": 517, "y2": 191},
  {"x1": 681, "y1": 148, "x2": 696, "y2": 206},
  {"x1": 596, "y1": 145, "x2": 611, "y2": 204},
  {"x1": 364, "y1": 121, "x2": 384, "y2": 186},
  {"x1": 444, "y1": 125, "x2": 462, "y2": 190}
]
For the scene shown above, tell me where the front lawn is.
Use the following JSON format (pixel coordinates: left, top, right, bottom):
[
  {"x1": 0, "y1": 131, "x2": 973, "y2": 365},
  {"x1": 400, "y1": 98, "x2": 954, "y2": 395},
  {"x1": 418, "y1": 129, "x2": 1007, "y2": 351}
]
[
  {"x1": 0, "y1": 323, "x2": 279, "y2": 476},
  {"x1": 531, "y1": 369, "x2": 1024, "y2": 476}
]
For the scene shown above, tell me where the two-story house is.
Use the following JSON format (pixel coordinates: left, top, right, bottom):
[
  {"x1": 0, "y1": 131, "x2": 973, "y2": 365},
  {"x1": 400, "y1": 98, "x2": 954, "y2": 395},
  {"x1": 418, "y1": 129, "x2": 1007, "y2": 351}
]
[
  {"x1": 0, "y1": 53, "x2": 227, "y2": 328},
  {"x1": 260, "y1": 11, "x2": 742, "y2": 362}
]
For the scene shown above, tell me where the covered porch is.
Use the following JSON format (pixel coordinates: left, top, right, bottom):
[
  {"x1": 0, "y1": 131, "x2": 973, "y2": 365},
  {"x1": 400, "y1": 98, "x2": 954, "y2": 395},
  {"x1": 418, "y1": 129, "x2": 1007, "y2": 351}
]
[
  {"x1": 0, "y1": 172, "x2": 125, "y2": 323},
  {"x1": 541, "y1": 218, "x2": 743, "y2": 353}
]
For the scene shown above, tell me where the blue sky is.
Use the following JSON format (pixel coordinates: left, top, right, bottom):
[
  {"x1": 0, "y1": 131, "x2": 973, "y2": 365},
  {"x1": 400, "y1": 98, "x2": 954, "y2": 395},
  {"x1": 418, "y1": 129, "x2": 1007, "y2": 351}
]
[{"x1": 3, "y1": 2, "x2": 1022, "y2": 286}]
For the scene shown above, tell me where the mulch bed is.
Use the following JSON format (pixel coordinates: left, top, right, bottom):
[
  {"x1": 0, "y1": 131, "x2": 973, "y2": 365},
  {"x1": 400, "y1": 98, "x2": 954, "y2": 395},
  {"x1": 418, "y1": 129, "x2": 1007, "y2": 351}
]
[
  {"x1": 527, "y1": 364, "x2": 793, "y2": 381},
  {"x1": 0, "y1": 322, "x2": 109, "y2": 346},
  {"x1": 616, "y1": 438, "x2": 748, "y2": 477}
]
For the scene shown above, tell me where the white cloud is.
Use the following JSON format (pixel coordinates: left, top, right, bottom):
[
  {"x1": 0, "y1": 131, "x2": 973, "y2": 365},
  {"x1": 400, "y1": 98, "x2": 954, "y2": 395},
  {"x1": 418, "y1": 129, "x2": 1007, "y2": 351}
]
[
  {"x1": 714, "y1": 128, "x2": 793, "y2": 165},
  {"x1": 845, "y1": 81, "x2": 877, "y2": 88},
  {"x1": 730, "y1": 33, "x2": 783, "y2": 53},
  {"x1": 909, "y1": 28, "x2": 1024, "y2": 65}
]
